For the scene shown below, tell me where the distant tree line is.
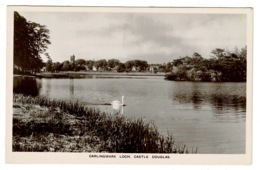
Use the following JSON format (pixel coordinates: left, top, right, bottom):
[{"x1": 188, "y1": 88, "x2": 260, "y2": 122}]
[
  {"x1": 45, "y1": 58, "x2": 162, "y2": 73},
  {"x1": 165, "y1": 47, "x2": 247, "y2": 82},
  {"x1": 14, "y1": 11, "x2": 51, "y2": 74}
]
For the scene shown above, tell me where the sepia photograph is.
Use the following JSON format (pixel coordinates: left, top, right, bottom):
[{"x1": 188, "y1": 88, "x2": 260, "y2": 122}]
[{"x1": 6, "y1": 6, "x2": 252, "y2": 164}]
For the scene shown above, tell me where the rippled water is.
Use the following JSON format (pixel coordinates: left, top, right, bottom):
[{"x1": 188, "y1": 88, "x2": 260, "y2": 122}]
[{"x1": 13, "y1": 75, "x2": 246, "y2": 154}]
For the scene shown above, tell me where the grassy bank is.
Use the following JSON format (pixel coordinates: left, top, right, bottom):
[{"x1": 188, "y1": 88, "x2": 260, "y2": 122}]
[{"x1": 13, "y1": 94, "x2": 195, "y2": 153}]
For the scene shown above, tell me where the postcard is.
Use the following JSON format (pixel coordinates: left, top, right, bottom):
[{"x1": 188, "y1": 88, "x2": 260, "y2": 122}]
[{"x1": 6, "y1": 6, "x2": 253, "y2": 164}]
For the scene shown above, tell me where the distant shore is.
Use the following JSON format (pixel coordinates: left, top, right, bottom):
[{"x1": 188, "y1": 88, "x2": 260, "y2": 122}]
[{"x1": 34, "y1": 71, "x2": 166, "y2": 78}]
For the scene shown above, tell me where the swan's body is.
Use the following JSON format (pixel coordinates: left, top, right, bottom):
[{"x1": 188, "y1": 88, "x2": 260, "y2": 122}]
[{"x1": 111, "y1": 96, "x2": 124, "y2": 111}]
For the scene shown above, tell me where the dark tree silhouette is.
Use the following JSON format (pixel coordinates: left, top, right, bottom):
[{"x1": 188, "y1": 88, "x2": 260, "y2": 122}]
[
  {"x1": 108, "y1": 59, "x2": 120, "y2": 68},
  {"x1": 14, "y1": 11, "x2": 51, "y2": 74}
]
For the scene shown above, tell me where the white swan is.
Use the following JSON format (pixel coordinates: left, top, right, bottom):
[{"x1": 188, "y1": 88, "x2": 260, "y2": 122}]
[{"x1": 111, "y1": 96, "x2": 124, "y2": 111}]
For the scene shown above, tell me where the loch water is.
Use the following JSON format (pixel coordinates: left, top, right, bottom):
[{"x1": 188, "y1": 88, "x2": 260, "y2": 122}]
[{"x1": 13, "y1": 75, "x2": 246, "y2": 154}]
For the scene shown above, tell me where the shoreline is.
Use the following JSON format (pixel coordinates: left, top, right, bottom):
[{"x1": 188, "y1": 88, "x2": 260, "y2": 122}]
[
  {"x1": 39, "y1": 71, "x2": 166, "y2": 77},
  {"x1": 15, "y1": 71, "x2": 166, "y2": 78}
]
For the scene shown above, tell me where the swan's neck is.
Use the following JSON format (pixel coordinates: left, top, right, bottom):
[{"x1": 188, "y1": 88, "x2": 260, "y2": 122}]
[{"x1": 122, "y1": 96, "x2": 124, "y2": 105}]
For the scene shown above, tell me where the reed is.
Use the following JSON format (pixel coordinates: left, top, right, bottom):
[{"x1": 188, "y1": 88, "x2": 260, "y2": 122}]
[{"x1": 13, "y1": 94, "x2": 196, "y2": 153}]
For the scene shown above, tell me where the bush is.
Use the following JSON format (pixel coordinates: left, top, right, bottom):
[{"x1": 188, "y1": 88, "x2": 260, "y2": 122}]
[{"x1": 165, "y1": 73, "x2": 177, "y2": 80}]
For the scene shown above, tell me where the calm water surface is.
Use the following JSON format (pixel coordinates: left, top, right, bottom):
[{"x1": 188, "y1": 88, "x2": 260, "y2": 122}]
[{"x1": 13, "y1": 75, "x2": 246, "y2": 154}]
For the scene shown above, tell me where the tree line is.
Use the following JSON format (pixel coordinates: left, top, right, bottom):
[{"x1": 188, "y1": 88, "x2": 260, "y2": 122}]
[
  {"x1": 45, "y1": 57, "x2": 176, "y2": 73},
  {"x1": 45, "y1": 58, "x2": 152, "y2": 72},
  {"x1": 165, "y1": 47, "x2": 247, "y2": 82}
]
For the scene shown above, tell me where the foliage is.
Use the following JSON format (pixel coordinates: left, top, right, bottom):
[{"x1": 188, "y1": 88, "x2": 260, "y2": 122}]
[
  {"x1": 14, "y1": 12, "x2": 51, "y2": 74},
  {"x1": 46, "y1": 59, "x2": 53, "y2": 72},
  {"x1": 165, "y1": 62, "x2": 173, "y2": 72},
  {"x1": 85, "y1": 60, "x2": 94, "y2": 70},
  {"x1": 42, "y1": 58, "x2": 151, "y2": 73},
  {"x1": 211, "y1": 48, "x2": 225, "y2": 59},
  {"x1": 125, "y1": 60, "x2": 149, "y2": 72},
  {"x1": 108, "y1": 59, "x2": 120, "y2": 68},
  {"x1": 166, "y1": 47, "x2": 247, "y2": 82},
  {"x1": 124, "y1": 60, "x2": 135, "y2": 71},
  {"x1": 94, "y1": 59, "x2": 108, "y2": 71},
  {"x1": 61, "y1": 60, "x2": 71, "y2": 71},
  {"x1": 52, "y1": 62, "x2": 62, "y2": 72},
  {"x1": 75, "y1": 59, "x2": 86, "y2": 66},
  {"x1": 117, "y1": 63, "x2": 126, "y2": 72}
]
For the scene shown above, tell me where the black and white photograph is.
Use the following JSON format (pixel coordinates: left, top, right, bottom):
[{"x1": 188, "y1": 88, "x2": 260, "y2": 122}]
[{"x1": 6, "y1": 6, "x2": 252, "y2": 164}]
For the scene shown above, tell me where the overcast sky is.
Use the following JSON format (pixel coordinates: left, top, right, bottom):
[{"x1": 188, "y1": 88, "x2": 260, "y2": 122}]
[{"x1": 19, "y1": 11, "x2": 247, "y2": 64}]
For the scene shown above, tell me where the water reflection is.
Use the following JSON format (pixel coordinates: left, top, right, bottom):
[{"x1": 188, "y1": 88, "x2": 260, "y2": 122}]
[
  {"x1": 70, "y1": 78, "x2": 74, "y2": 95},
  {"x1": 210, "y1": 94, "x2": 246, "y2": 111},
  {"x1": 13, "y1": 76, "x2": 41, "y2": 96},
  {"x1": 190, "y1": 84, "x2": 203, "y2": 109},
  {"x1": 173, "y1": 82, "x2": 246, "y2": 112},
  {"x1": 45, "y1": 79, "x2": 51, "y2": 97}
]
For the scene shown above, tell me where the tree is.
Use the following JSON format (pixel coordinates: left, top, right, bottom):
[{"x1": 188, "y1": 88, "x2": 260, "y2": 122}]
[
  {"x1": 86, "y1": 60, "x2": 94, "y2": 70},
  {"x1": 166, "y1": 62, "x2": 173, "y2": 72},
  {"x1": 192, "y1": 52, "x2": 202, "y2": 59},
  {"x1": 239, "y1": 46, "x2": 247, "y2": 59},
  {"x1": 125, "y1": 60, "x2": 135, "y2": 71},
  {"x1": 14, "y1": 11, "x2": 51, "y2": 74},
  {"x1": 75, "y1": 59, "x2": 86, "y2": 66},
  {"x1": 46, "y1": 59, "x2": 53, "y2": 72},
  {"x1": 108, "y1": 59, "x2": 120, "y2": 68},
  {"x1": 175, "y1": 65, "x2": 188, "y2": 80},
  {"x1": 158, "y1": 65, "x2": 166, "y2": 72},
  {"x1": 62, "y1": 61, "x2": 71, "y2": 71},
  {"x1": 124, "y1": 60, "x2": 148, "y2": 72},
  {"x1": 172, "y1": 58, "x2": 183, "y2": 66},
  {"x1": 211, "y1": 48, "x2": 225, "y2": 59},
  {"x1": 238, "y1": 46, "x2": 247, "y2": 81},
  {"x1": 94, "y1": 59, "x2": 108, "y2": 71},
  {"x1": 117, "y1": 63, "x2": 126, "y2": 72},
  {"x1": 135, "y1": 60, "x2": 148, "y2": 71},
  {"x1": 52, "y1": 62, "x2": 61, "y2": 72}
]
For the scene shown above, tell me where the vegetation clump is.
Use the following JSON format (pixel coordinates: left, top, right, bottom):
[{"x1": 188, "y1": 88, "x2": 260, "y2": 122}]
[
  {"x1": 13, "y1": 94, "x2": 194, "y2": 153},
  {"x1": 165, "y1": 48, "x2": 247, "y2": 82}
]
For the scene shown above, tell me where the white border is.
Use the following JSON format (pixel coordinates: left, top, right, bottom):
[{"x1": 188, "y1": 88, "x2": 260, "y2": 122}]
[
  {"x1": 5, "y1": 6, "x2": 253, "y2": 165},
  {"x1": 1, "y1": 0, "x2": 259, "y2": 170}
]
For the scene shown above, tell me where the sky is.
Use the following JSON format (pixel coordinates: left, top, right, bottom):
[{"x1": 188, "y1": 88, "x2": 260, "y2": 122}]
[{"x1": 19, "y1": 11, "x2": 247, "y2": 64}]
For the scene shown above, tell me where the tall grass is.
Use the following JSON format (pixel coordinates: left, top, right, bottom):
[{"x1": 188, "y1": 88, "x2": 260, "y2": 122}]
[{"x1": 13, "y1": 94, "x2": 195, "y2": 153}]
